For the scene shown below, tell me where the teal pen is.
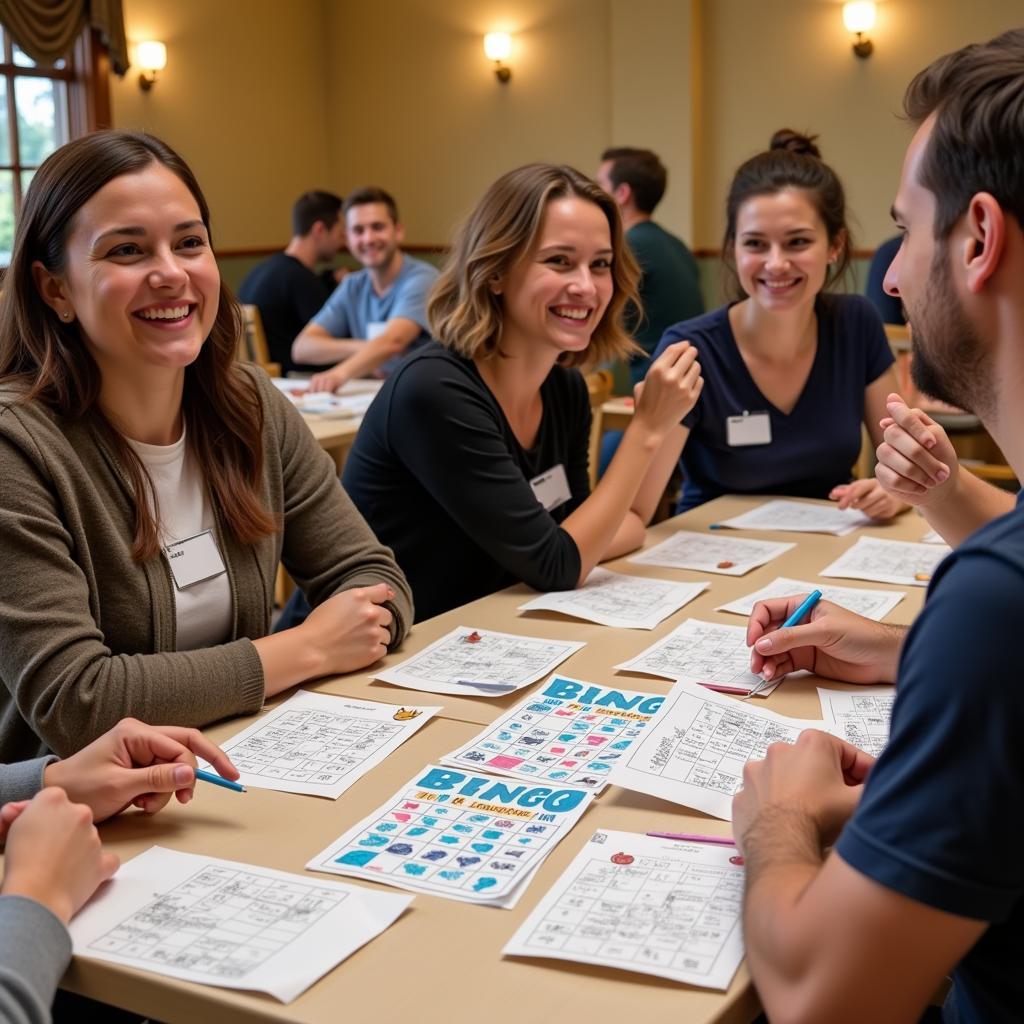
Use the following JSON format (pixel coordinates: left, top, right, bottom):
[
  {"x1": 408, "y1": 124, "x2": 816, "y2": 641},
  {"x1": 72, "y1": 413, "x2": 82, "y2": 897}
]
[
  {"x1": 744, "y1": 589, "x2": 823, "y2": 700},
  {"x1": 194, "y1": 768, "x2": 247, "y2": 793}
]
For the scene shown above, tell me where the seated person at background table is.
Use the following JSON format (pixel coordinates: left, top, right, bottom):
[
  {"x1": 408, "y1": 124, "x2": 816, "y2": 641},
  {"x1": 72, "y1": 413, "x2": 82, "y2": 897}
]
[
  {"x1": 734, "y1": 30, "x2": 1024, "y2": 1023},
  {"x1": 865, "y1": 234, "x2": 906, "y2": 326},
  {"x1": 281, "y1": 164, "x2": 702, "y2": 626},
  {"x1": 292, "y1": 187, "x2": 438, "y2": 392},
  {"x1": 0, "y1": 719, "x2": 237, "y2": 1024},
  {"x1": 0, "y1": 130, "x2": 412, "y2": 765},
  {"x1": 595, "y1": 147, "x2": 704, "y2": 385},
  {"x1": 647, "y1": 130, "x2": 907, "y2": 520},
  {"x1": 237, "y1": 189, "x2": 346, "y2": 375}
]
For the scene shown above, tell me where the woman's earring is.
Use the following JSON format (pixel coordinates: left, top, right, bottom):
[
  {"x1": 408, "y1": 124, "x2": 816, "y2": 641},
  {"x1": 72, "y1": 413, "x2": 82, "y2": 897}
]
[{"x1": 61, "y1": 311, "x2": 72, "y2": 321}]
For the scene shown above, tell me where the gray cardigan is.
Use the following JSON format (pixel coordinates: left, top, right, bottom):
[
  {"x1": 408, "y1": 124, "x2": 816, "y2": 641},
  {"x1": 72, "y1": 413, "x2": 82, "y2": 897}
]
[
  {"x1": 0, "y1": 757, "x2": 68, "y2": 1024},
  {"x1": 0, "y1": 366, "x2": 413, "y2": 763}
]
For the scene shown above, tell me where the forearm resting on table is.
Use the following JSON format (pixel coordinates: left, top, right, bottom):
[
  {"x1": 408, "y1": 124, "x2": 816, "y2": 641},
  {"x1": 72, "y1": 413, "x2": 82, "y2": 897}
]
[
  {"x1": 253, "y1": 630, "x2": 324, "y2": 696},
  {"x1": 325, "y1": 331, "x2": 411, "y2": 382},
  {"x1": 291, "y1": 327, "x2": 364, "y2": 365}
]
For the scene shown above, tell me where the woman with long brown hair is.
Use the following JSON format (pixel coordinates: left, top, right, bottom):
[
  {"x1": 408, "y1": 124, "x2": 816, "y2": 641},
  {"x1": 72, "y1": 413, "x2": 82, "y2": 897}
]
[{"x1": 0, "y1": 131, "x2": 412, "y2": 763}]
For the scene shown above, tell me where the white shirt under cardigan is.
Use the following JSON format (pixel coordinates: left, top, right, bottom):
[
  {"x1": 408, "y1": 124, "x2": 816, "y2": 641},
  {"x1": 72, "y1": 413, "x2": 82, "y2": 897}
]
[{"x1": 127, "y1": 427, "x2": 234, "y2": 651}]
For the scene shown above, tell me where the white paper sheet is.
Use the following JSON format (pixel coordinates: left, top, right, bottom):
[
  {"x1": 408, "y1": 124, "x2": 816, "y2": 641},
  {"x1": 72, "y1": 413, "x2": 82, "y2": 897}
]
[
  {"x1": 504, "y1": 829, "x2": 745, "y2": 990},
  {"x1": 517, "y1": 568, "x2": 708, "y2": 629},
  {"x1": 272, "y1": 378, "x2": 382, "y2": 417},
  {"x1": 820, "y1": 536, "x2": 950, "y2": 587},
  {"x1": 200, "y1": 691, "x2": 439, "y2": 799},
  {"x1": 70, "y1": 847, "x2": 410, "y2": 1003},
  {"x1": 921, "y1": 529, "x2": 945, "y2": 544},
  {"x1": 716, "y1": 499, "x2": 871, "y2": 536},
  {"x1": 817, "y1": 686, "x2": 896, "y2": 758},
  {"x1": 439, "y1": 676, "x2": 664, "y2": 791},
  {"x1": 374, "y1": 626, "x2": 585, "y2": 696},
  {"x1": 628, "y1": 530, "x2": 795, "y2": 575},
  {"x1": 307, "y1": 764, "x2": 593, "y2": 908},
  {"x1": 716, "y1": 576, "x2": 905, "y2": 621},
  {"x1": 615, "y1": 618, "x2": 774, "y2": 697},
  {"x1": 610, "y1": 681, "x2": 821, "y2": 818}
]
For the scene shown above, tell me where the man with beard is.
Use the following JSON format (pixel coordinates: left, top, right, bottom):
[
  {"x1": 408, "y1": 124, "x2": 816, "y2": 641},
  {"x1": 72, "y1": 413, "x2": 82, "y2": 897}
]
[{"x1": 731, "y1": 29, "x2": 1024, "y2": 1024}]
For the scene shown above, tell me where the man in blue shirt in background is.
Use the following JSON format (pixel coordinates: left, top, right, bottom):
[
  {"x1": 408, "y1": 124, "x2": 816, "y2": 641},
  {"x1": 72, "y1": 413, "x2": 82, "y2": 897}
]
[
  {"x1": 732, "y1": 28, "x2": 1024, "y2": 1024},
  {"x1": 293, "y1": 187, "x2": 438, "y2": 392}
]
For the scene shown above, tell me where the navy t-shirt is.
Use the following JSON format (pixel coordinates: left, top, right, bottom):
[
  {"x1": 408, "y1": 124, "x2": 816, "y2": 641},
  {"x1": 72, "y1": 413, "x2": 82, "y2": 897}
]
[
  {"x1": 836, "y1": 492, "x2": 1024, "y2": 1024},
  {"x1": 342, "y1": 344, "x2": 589, "y2": 622},
  {"x1": 653, "y1": 294, "x2": 893, "y2": 512}
]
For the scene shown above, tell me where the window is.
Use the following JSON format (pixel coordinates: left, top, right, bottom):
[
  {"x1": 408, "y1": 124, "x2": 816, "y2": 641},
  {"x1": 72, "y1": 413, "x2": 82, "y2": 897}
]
[{"x1": 0, "y1": 26, "x2": 74, "y2": 262}]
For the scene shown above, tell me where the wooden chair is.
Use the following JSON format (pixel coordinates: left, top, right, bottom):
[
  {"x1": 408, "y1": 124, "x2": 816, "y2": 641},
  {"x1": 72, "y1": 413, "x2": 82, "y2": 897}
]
[
  {"x1": 238, "y1": 304, "x2": 281, "y2": 377},
  {"x1": 584, "y1": 369, "x2": 614, "y2": 490}
]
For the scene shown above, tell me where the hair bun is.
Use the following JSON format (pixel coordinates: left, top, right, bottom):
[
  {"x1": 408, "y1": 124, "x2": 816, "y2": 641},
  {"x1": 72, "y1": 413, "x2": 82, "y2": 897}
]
[{"x1": 769, "y1": 129, "x2": 821, "y2": 159}]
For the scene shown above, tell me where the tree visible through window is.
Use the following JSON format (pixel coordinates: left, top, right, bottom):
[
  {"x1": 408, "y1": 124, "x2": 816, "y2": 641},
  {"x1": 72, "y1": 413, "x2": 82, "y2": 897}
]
[{"x1": 0, "y1": 25, "x2": 73, "y2": 263}]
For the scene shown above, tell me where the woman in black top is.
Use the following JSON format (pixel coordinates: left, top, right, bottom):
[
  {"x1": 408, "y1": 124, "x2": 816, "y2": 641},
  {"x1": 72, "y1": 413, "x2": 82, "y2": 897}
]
[{"x1": 341, "y1": 163, "x2": 702, "y2": 621}]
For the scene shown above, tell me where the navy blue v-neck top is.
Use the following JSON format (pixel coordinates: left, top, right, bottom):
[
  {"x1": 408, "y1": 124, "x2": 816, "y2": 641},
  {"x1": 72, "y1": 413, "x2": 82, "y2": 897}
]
[{"x1": 653, "y1": 293, "x2": 894, "y2": 512}]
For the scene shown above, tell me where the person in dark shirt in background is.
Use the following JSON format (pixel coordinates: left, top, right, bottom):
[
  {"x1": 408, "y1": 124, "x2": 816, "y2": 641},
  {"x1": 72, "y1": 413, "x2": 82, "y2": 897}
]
[
  {"x1": 865, "y1": 234, "x2": 906, "y2": 325},
  {"x1": 238, "y1": 190, "x2": 345, "y2": 374}
]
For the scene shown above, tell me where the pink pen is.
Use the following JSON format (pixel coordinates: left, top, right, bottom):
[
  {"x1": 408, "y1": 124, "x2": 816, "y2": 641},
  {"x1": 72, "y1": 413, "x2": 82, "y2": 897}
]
[{"x1": 646, "y1": 831, "x2": 736, "y2": 846}]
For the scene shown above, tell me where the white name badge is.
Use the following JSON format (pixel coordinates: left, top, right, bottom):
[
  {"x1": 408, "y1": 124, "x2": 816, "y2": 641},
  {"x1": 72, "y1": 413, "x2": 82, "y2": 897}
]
[
  {"x1": 726, "y1": 410, "x2": 772, "y2": 447},
  {"x1": 366, "y1": 321, "x2": 388, "y2": 340},
  {"x1": 530, "y1": 463, "x2": 572, "y2": 512},
  {"x1": 164, "y1": 530, "x2": 228, "y2": 591}
]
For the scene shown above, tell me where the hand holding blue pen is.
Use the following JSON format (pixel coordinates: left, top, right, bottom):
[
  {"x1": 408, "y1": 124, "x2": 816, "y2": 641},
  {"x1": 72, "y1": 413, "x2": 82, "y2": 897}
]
[{"x1": 744, "y1": 590, "x2": 822, "y2": 699}]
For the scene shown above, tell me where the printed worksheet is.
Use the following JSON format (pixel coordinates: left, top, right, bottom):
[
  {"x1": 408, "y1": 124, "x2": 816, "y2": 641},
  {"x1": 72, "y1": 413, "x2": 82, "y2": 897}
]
[
  {"x1": 615, "y1": 619, "x2": 773, "y2": 697},
  {"x1": 375, "y1": 626, "x2": 585, "y2": 696},
  {"x1": 272, "y1": 378, "x2": 382, "y2": 417},
  {"x1": 201, "y1": 691, "x2": 439, "y2": 799},
  {"x1": 610, "y1": 681, "x2": 821, "y2": 818},
  {"x1": 922, "y1": 529, "x2": 945, "y2": 544},
  {"x1": 629, "y1": 530, "x2": 795, "y2": 576},
  {"x1": 439, "y1": 676, "x2": 664, "y2": 791},
  {"x1": 518, "y1": 568, "x2": 708, "y2": 630},
  {"x1": 716, "y1": 499, "x2": 871, "y2": 536},
  {"x1": 818, "y1": 686, "x2": 896, "y2": 758},
  {"x1": 504, "y1": 829, "x2": 745, "y2": 990},
  {"x1": 307, "y1": 764, "x2": 593, "y2": 908},
  {"x1": 69, "y1": 847, "x2": 410, "y2": 1003},
  {"x1": 820, "y1": 536, "x2": 950, "y2": 587},
  {"x1": 716, "y1": 577, "x2": 905, "y2": 621}
]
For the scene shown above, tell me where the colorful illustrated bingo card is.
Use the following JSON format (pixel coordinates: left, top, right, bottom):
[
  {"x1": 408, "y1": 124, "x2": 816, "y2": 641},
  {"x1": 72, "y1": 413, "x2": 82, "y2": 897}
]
[
  {"x1": 716, "y1": 498, "x2": 870, "y2": 536},
  {"x1": 716, "y1": 576, "x2": 905, "y2": 621},
  {"x1": 615, "y1": 618, "x2": 774, "y2": 697},
  {"x1": 610, "y1": 680, "x2": 820, "y2": 819},
  {"x1": 818, "y1": 686, "x2": 896, "y2": 758},
  {"x1": 69, "y1": 847, "x2": 411, "y2": 1003},
  {"x1": 439, "y1": 677, "x2": 664, "y2": 791},
  {"x1": 504, "y1": 830, "x2": 745, "y2": 990},
  {"x1": 629, "y1": 529, "x2": 795, "y2": 576},
  {"x1": 518, "y1": 568, "x2": 708, "y2": 629},
  {"x1": 307, "y1": 765, "x2": 593, "y2": 908},
  {"x1": 820, "y1": 536, "x2": 950, "y2": 587},
  {"x1": 374, "y1": 626, "x2": 585, "y2": 696},
  {"x1": 200, "y1": 691, "x2": 439, "y2": 799}
]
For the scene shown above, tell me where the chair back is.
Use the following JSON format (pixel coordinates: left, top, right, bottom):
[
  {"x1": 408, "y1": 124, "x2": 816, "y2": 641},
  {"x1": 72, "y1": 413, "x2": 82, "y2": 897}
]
[
  {"x1": 584, "y1": 369, "x2": 615, "y2": 490},
  {"x1": 238, "y1": 304, "x2": 281, "y2": 377}
]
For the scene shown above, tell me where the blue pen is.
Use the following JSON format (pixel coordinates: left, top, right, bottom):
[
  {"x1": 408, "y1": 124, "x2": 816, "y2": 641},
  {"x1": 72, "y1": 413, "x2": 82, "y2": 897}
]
[
  {"x1": 744, "y1": 589, "x2": 822, "y2": 700},
  {"x1": 194, "y1": 768, "x2": 247, "y2": 793}
]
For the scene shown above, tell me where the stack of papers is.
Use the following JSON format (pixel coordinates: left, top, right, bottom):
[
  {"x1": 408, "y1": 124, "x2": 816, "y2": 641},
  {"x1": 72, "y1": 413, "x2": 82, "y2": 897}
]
[
  {"x1": 716, "y1": 499, "x2": 871, "y2": 536},
  {"x1": 629, "y1": 530, "x2": 794, "y2": 575},
  {"x1": 307, "y1": 764, "x2": 593, "y2": 908},
  {"x1": 716, "y1": 577, "x2": 905, "y2": 621},
  {"x1": 518, "y1": 568, "x2": 708, "y2": 629}
]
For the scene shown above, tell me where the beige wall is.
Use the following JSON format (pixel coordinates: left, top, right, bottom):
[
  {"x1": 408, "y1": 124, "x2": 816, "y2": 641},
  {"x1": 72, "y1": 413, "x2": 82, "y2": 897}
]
[
  {"x1": 112, "y1": 0, "x2": 331, "y2": 249},
  {"x1": 110, "y1": 0, "x2": 1023, "y2": 254}
]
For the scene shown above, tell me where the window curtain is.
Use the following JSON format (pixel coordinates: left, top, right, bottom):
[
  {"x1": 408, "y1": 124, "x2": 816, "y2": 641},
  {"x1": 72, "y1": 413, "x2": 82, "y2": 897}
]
[{"x1": 0, "y1": 0, "x2": 128, "y2": 74}]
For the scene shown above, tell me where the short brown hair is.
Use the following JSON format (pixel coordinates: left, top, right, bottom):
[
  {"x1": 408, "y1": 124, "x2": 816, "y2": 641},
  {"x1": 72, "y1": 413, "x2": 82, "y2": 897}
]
[
  {"x1": 428, "y1": 163, "x2": 640, "y2": 368},
  {"x1": 903, "y1": 28, "x2": 1024, "y2": 238},
  {"x1": 292, "y1": 190, "x2": 342, "y2": 235},
  {"x1": 601, "y1": 147, "x2": 667, "y2": 214},
  {"x1": 721, "y1": 129, "x2": 852, "y2": 300},
  {"x1": 343, "y1": 186, "x2": 399, "y2": 224}
]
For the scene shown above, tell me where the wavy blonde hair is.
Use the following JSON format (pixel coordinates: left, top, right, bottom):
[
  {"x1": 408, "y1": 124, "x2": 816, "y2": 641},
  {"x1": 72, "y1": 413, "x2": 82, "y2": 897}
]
[{"x1": 428, "y1": 163, "x2": 640, "y2": 368}]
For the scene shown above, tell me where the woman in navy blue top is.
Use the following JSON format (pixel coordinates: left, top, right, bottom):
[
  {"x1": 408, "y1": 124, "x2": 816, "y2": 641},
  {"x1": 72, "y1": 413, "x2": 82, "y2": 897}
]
[{"x1": 650, "y1": 130, "x2": 906, "y2": 518}]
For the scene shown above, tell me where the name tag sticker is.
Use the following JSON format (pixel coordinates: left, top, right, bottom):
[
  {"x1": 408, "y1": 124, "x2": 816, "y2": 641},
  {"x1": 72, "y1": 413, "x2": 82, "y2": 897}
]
[
  {"x1": 726, "y1": 411, "x2": 772, "y2": 447},
  {"x1": 366, "y1": 321, "x2": 388, "y2": 340},
  {"x1": 164, "y1": 530, "x2": 227, "y2": 591},
  {"x1": 530, "y1": 464, "x2": 572, "y2": 512}
]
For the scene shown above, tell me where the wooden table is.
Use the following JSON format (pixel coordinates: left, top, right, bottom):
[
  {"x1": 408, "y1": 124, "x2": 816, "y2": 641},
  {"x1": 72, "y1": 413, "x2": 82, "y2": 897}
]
[{"x1": 61, "y1": 495, "x2": 933, "y2": 1024}]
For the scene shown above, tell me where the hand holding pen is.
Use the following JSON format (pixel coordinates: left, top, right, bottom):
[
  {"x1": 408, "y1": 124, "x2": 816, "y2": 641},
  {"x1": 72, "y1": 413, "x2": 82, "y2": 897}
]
[{"x1": 744, "y1": 591, "x2": 822, "y2": 698}]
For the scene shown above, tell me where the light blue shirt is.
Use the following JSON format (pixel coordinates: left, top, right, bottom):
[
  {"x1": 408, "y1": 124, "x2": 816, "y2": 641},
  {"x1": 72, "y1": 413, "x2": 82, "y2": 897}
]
[{"x1": 311, "y1": 254, "x2": 439, "y2": 375}]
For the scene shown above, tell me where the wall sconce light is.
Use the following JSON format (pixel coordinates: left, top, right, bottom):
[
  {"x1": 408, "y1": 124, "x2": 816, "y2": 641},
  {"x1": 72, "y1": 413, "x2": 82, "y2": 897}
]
[
  {"x1": 483, "y1": 32, "x2": 512, "y2": 83},
  {"x1": 136, "y1": 40, "x2": 167, "y2": 91},
  {"x1": 843, "y1": 2, "x2": 876, "y2": 59}
]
